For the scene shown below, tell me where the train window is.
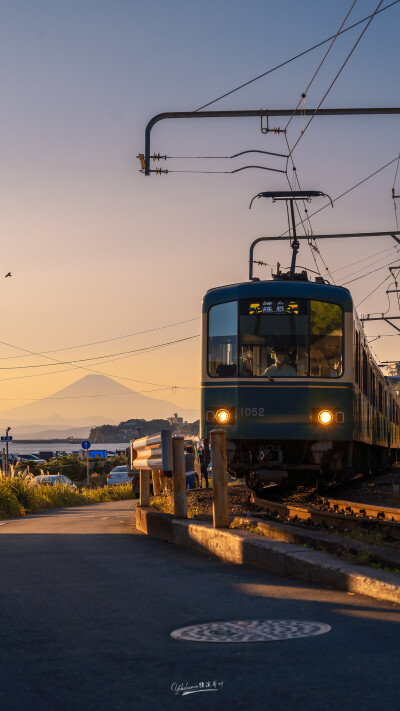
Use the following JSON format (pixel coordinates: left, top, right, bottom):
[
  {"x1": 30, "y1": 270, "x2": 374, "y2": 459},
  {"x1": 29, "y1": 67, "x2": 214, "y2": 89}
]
[
  {"x1": 362, "y1": 350, "x2": 368, "y2": 396},
  {"x1": 310, "y1": 301, "x2": 343, "y2": 377},
  {"x1": 208, "y1": 301, "x2": 238, "y2": 377},
  {"x1": 378, "y1": 382, "x2": 383, "y2": 413},
  {"x1": 371, "y1": 371, "x2": 376, "y2": 407},
  {"x1": 238, "y1": 298, "x2": 308, "y2": 377},
  {"x1": 355, "y1": 330, "x2": 360, "y2": 385}
]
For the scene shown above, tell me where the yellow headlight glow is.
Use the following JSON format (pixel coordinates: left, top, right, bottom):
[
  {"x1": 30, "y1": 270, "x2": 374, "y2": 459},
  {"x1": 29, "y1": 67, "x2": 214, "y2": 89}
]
[
  {"x1": 215, "y1": 408, "x2": 231, "y2": 424},
  {"x1": 318, "y1": 409, "x2": 333, "y2": 425}
]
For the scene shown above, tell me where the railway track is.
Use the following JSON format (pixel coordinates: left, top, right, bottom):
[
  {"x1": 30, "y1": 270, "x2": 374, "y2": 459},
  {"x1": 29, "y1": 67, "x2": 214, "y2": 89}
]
[{"x1": 252, "y1": 494, "x2": 400, "y2": 537}]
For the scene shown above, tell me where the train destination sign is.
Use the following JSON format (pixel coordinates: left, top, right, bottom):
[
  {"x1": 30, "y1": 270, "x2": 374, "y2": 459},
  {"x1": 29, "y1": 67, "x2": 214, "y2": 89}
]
[{"x1": 247, "y1": 299, "x2": 306, "y2": 316}]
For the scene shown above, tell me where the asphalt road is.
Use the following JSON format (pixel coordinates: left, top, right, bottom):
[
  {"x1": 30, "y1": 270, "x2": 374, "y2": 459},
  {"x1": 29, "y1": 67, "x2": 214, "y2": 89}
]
[{"x1": 1, "y1": 500, "x2": 399, "y2": 711}]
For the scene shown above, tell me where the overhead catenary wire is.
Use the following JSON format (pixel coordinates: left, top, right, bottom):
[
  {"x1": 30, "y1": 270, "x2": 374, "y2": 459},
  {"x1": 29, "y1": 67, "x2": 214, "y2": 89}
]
[
  {"x1": 287, "y1": 0, "x2": 385, "y2": 158},
  {"x1": 275, "y1": 0, "x2": 385, "y2": 284},
  {"x1": 277, "y1": 1, "x2": 348, "y2": 286},
  {"x1": 195, "y1": 0, "x2": 400, "y2": 111},
  {"x1": 342, "y1": 257, "x2": 400, "y2": 285},
  {"x1": 151, "y1": 149, "x2": 288, "y2": 160},
  {"x1": 356, "y1": 273, "x2": 392, "y2": 307},
  {"x1": 146, "y1": 165, "x2": 287, "y2": 175},
  {"x1": 331, "y1": 243, "x2": 400, "y2": 275},
  {"x1": 392, "y1": 152, "x2": 400, "y2": 231},
  {"x1": 281, "y1": 133, "x2": 335, "y2": 283},
  {"x1": 335, "y1": 246, "x2": 400, "y2": 282},
  {"x1": 274, "y1": 154, "x2": 400, "y2": 241},
  {"x1": 285, "y1": 0, "x2": 359, "y2": 132}
]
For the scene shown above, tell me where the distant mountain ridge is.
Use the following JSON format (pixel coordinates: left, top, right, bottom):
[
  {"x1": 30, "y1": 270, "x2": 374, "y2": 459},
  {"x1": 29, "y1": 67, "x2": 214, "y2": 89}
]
[{"x1": 0, "y1": 375, "x2": 199, "y2": 436}]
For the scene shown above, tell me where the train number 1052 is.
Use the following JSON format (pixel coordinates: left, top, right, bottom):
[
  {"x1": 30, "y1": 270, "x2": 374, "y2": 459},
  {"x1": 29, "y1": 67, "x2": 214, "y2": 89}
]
[{"x1": 240, "y1": 407, "x2": 264, "y2": 417}]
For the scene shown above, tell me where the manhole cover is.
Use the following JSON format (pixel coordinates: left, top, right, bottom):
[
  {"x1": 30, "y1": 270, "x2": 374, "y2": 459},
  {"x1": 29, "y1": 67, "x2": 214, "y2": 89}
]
[{"x1": 171, "y1": 620, "x2": 331, "y2": 643}]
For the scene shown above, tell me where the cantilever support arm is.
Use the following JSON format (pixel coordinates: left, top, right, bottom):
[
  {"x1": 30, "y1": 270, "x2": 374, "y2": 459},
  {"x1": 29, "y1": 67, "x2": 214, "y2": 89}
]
[
  {"x1": 361, "y1": 316, "x2": 400, "y2": 334},
  {"x1": 249, "y1": 231, "x2": 400, "y2": 281},
  {"x1": 143, "y1": 108, "x2": 400, "y2": 175}
]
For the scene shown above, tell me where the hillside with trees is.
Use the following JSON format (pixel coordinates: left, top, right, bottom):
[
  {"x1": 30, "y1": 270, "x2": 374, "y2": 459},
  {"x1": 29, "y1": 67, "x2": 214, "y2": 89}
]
[{"x1": 89, "y1": 418, "x2": 199, "y2": 442}]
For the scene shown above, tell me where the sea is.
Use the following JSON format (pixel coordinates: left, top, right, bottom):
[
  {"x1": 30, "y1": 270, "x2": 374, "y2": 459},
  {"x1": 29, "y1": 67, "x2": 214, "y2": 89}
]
[{"x1": 5, "y1": 442, "x2": 127, "y2": 456}]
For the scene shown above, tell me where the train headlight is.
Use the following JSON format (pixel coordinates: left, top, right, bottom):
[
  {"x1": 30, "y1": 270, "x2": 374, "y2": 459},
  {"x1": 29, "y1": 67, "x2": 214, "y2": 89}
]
[
  {"x1": 318, "y1": 409, "x2": 333, "y2": 425},
  {"x1": 215, "y1": 408, "x2": 231, "y2": 425}
]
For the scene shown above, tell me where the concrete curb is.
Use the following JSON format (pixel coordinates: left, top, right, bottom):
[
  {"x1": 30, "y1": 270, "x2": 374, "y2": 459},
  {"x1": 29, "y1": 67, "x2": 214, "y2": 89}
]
[{"x1": 136, "y1": 506, "x2": 400, "y2": 604}]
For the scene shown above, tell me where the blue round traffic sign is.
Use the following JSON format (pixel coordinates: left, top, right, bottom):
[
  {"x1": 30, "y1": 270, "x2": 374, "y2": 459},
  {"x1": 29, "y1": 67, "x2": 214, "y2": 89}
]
[{"x1": 81, "y1": 440, "x2": 91, "y2": 450}]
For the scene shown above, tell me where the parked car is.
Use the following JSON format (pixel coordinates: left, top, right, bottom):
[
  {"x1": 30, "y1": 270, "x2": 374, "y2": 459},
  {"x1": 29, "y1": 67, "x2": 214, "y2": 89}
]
[
  {"x1": 107, "y1": 465, "x2": 140, "y2": 496},
  {"x1": 1, "y1": 454, "x2": 17, "y2": 464},
  {"x1": 18, "y1": 454, "x2": 47, "y2": 465},
  {"x1": 33, "y1": 474, "x2": 77, "y2": 489}
]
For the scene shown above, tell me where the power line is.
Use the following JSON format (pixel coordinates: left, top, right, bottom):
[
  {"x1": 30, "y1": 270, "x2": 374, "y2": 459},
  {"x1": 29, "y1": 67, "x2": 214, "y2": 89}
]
[
  {"x1": 0, "y1": 335, "x2": 200, "y2": 387},
  {"x1": 0, "y1": 317, "x2": 199, "y2": 361},
  {"x1": 148, "y1": 166, "x2": 286, "y2": 175},
  {"x1": 331, "y1": 243, "x2": 400, "y2": 274},
  {"x1": 195, "y1": 0, "x2": 400, "y2": 111},
  {"x1": 276, "y1": 154, "x2": 400, "y2": 240},
  {"x1": 0, "y1": 335, "x2": 200, "y2": 370},
  {"x1": 356, "y1": 273, "x2": 392, "y2": 307},
  {"x1": 336, "y1": 246, "x2": 400, "y2": 282},
  {"x1": 0, "y1": 386, "x2": 201, "y2": 403},
  {"x1": 342, "y1": 257, "x2": 400, "y2": 285},
  {"x1": 288, "y1": 0, "x2": 385, "y2": 157},
  {"x1": 285, "y1": 0, "x2": 359, "y2": 132},
  {"x1": 279, "y1": 3, "x2": 360, "y2": 283}
]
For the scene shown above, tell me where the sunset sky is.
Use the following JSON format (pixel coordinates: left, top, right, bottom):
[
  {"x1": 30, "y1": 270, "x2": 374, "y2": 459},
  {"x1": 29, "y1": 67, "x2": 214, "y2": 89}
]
[{"x1": 0, "y1": 0, "x2": 400, "y2": 416}]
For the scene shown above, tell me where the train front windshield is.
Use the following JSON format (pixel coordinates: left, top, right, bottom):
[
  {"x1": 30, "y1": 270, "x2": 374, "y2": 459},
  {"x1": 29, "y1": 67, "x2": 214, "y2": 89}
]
[{"x1": 208, "y1": 298, "x2": 343, "y2": 378}]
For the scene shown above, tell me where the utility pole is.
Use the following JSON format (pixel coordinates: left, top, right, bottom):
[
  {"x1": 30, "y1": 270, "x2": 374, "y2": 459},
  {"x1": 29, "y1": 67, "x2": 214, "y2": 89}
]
[{"x1": 5, "y1": 427, "x2": 11, "y2": 474}]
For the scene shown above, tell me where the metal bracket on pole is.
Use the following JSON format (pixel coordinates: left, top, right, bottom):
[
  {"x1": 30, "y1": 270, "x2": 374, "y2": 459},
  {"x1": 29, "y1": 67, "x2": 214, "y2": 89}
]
[
  {"x1": 360, "y1": 315, "x2": 400, "y2": 334},
  {"x1": 249, "y1": 231, "x2": 400, "y2": 281},
  {"x1": 142, "y1": 108, "x2": 400, "y2": 175}
]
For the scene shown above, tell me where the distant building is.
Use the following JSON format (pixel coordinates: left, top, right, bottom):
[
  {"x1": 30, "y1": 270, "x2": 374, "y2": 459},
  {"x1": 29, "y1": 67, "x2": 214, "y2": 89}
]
[{"x1": 167, "y1": 413, "x2": 183, "y2": 426}]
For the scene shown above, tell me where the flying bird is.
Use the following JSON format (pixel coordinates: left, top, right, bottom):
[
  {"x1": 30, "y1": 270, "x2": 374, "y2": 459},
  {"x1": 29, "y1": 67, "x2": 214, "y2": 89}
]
[{"x1": 5, "y1": 273, "x2": 11, "y2": 278}]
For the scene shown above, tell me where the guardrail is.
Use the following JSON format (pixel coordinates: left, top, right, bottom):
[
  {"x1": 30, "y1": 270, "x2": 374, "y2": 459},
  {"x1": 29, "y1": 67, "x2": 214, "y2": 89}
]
[
  {"x1": 131, "y1": 428, "x2": 230, "y2": 528},
  {"x1": 131, "y1": 430, "x2": 173, "y2": 506}
]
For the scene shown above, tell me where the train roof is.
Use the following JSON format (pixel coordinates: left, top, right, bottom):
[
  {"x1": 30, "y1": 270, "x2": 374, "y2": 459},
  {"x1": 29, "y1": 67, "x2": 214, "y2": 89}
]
[{"x1": 203, "y1": 279, "x2": 353, "y2": 313}]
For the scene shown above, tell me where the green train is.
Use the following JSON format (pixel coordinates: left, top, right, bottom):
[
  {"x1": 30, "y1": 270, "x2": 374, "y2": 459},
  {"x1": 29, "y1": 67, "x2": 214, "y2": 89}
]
[{"x1": 200, "y1": 278, "x2": 400, "y2": 491}]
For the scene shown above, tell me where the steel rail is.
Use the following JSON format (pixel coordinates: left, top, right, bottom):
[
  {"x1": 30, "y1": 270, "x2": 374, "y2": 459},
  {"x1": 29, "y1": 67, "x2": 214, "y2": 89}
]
[
  {"x1": 252, "y1": 495, "x2": 400, "y2": 536},
  {"x1": 322, "y1": 497, "x2": 400, "y2": 522}
]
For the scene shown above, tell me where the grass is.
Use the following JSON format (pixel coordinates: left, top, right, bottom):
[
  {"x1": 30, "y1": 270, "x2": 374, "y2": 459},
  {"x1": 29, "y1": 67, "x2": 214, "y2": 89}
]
[
  {"x1": 150, "y1": 492, "x2": 213, "y2": 521},
  {"x1": 0, "y1": 471, "x2": 134, "y2": 519}
]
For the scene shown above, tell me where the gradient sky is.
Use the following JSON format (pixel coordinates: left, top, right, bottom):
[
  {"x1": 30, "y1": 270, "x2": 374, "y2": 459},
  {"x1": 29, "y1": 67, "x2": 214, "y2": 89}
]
[{"x1": 0, "y1": 0, "x2": 399, "y2": 415}]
